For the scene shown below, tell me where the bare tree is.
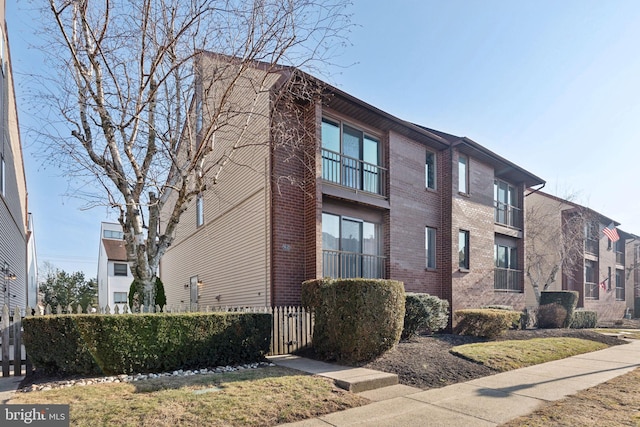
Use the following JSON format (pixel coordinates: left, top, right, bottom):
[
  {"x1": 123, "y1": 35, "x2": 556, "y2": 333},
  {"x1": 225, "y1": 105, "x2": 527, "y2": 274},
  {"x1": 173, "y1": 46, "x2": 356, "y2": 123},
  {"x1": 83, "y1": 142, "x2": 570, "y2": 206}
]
[
  {"x1": 34, "y1": 0, "x2": 350, "y2": 304},
  {"x1": 525, "y1": 192, "x2": 595, "y2": 304}
]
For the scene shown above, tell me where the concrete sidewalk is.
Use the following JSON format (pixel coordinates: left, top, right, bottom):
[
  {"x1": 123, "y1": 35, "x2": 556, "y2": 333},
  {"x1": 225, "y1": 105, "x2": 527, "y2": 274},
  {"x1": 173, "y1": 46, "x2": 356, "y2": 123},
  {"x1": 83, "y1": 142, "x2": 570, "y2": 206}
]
[
  {"x1": 275, "y1": 339, "x2": 640, "y2": 426},
  {"x1": 0, "y1": 375, "x2": 23, "y2": 404}
]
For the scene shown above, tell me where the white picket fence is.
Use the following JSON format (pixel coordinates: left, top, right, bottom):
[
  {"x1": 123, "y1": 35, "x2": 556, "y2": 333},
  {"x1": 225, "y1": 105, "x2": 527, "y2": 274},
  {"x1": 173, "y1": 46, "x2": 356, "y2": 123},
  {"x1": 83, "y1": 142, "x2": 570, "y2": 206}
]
[{"x1": 0, "y1": 303, "x2": 313, "y2": 377}]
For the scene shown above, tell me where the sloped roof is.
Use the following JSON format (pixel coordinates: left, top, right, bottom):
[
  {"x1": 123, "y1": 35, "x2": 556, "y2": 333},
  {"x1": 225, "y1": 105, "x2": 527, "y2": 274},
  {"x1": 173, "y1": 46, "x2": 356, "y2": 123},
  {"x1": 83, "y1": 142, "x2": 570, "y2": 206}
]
[{"x1": 102, "y1": 239, "x2": 128, "y2": 262}]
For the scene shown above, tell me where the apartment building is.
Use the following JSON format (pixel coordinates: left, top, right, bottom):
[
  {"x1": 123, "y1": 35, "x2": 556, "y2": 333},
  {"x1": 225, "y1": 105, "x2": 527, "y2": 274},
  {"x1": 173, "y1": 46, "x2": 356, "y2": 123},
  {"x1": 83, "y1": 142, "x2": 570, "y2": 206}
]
[
  {"x1": 524, "y1": 191, "x2": 634, "y2": 321},
  {"x1": 0, "y1": 2, "x2": 29, "y2": 311},
  {"x1": 97, "y1": 222, "x2": 131, "y2": 311},
  {"x1": 159, "y1": 54, "x2": 544, "y2": 316}
]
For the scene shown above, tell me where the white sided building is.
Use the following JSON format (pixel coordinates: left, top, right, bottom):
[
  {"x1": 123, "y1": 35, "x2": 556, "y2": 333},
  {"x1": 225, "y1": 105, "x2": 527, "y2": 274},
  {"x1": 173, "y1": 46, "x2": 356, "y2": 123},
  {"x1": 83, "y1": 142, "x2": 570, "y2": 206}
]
[{"x1": 97, "y1": 222, "x2": 131, "y2": 311}]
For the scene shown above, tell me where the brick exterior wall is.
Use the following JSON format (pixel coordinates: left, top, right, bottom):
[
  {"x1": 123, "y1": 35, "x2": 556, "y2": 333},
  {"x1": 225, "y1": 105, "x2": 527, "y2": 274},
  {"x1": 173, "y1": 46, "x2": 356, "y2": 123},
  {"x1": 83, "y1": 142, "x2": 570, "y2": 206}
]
[
  {"x1": 270, "y1": 100, "x2": 318, "y2": 306},
  {"x1": 450, "y1": 149, "x2": 526, "y2": 314},
  {"x1": 388, "y1": 131, "x2": 442, "y2": 294}
]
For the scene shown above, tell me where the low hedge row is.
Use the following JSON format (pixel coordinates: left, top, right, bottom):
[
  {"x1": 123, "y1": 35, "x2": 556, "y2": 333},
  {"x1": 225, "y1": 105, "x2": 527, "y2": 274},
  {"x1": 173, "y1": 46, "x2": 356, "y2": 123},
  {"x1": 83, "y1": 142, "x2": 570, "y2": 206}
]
[
  {"x1": 23, "y1": 312, "x2": 271, "y2": 376},
  {"x1": 453, "y1": 309, "x2": 521, "y2": 338},
  {"x1": 570, "y1": 310, "x2": 598, "y2": 329}
]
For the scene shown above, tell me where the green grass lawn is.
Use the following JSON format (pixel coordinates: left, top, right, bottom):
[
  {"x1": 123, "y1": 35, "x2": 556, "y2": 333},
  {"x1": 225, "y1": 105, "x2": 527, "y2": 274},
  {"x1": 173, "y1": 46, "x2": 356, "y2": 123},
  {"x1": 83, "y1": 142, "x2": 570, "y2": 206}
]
[{"x1": 450, "y1": 337, "x2": 608, "y2": 371}]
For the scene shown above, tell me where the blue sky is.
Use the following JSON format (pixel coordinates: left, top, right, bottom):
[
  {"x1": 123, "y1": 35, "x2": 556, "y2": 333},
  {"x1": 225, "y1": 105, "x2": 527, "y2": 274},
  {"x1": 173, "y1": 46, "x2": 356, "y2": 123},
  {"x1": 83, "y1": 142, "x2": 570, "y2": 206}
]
[{"x1": 7, "y1": 1, "x2": 640, "y2": 278}]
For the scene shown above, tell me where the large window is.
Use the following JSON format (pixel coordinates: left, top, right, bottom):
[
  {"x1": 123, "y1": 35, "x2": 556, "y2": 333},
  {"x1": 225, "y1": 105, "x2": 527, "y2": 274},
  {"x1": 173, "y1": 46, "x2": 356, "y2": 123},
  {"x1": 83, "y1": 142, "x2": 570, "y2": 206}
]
[
  {"x1": 584, "y1": 259, "x2": 598, "y2": 299},
  {"x1": 616, "y1": 268, "x2": 625, "y2": 301},
  {"x1": 458, "y1": 230, "x2": 469, "y2": 270},
  {"x1": 425, "y1": 151, "x2": 436, "y2": 190},
  {"x1": 584, "y1": 222, "x2": 599, "y2": 255},
  {"x1": 114, "y1": 263, "x2": 128, "y2": 277},
  {"x1": 494, "y1": 180, "x2": 520, "y2": 228},
  {"x1": 458, "y1": 155, "x2": 468, "y2": 194},
  {"x1": 321, "y1": 118, "x2": 383, "y2": 195},
  {"x1": 425, "y1": 227, "x2": 436, "y2": 269},
  {"x1": 322, "y1": 213, "x2": 383, "y2": 278},
  {"x1": 494, "y1": 243, "x2": 521, "y2": 292}
]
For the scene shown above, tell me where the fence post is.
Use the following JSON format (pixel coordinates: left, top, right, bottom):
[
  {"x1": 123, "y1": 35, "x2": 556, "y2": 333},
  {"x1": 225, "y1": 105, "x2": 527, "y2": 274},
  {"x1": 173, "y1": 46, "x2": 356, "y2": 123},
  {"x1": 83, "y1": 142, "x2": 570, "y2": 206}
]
[
  {"x1": 1, "y1": 304, "x2": 9, "y2": 376},
  {"x1": 12, "y1": 306, "x2": 21, "y2": 376}
]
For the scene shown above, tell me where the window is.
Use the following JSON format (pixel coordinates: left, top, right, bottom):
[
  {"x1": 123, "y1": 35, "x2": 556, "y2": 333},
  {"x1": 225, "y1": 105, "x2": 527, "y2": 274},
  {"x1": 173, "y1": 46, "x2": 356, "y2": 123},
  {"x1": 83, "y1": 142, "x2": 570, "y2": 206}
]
[
  {"x1": 494, "y1": 179, "x2": 520, "y2": 228},
  {"x1": 321, "y1": 118, "x2": 382, "y2": 195},
  {"x1": 458, "y1": 155, "x2": 468, "y2": 193},
  {"x1": 196, "y1": 194, "x2": 204, "y2": 227},
  {"x1": 616, "y1": 268, "x2": 625, "y2": 301},
  {"x1": 113, "y1": 263, "x2": 128, "y2": 276},
  {"x1": 114, "y1": 292, "x2": 127, "y2": 304},
  {"x1": 103, "y1": 229, "x2": 124, "y2": 239},
  {"x1": 584, "y1": 259, "x2": 598, "y2": 299},
  {"x1": 494, "y1": 243, "x2": 521, "y2": 292},
  {"x1": 584, "y1": 222, "x2": 599, "y2": 255},
  {"x1": 322, "y1": 212, "x2": 383, "y2": 278},
  {"x1": 425, "y1": 151, "x2": 436, "y2": 189},
  {"x1": 458, "y1": 230, "x2": 469, "y2": 270},
  {"x1": 425, "y1": 227, "x2": 436, "y2": 269}
]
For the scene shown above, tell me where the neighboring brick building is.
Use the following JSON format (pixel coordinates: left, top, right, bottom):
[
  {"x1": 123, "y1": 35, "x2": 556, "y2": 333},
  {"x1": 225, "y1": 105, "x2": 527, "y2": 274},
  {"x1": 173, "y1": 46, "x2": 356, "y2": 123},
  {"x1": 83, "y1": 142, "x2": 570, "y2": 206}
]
[
  {"x1": 159, "y1": 54, "x2": 544, "y2": 316},
  {"x1": 524, "y1": 191, "x2": 635, "y2": 321}
]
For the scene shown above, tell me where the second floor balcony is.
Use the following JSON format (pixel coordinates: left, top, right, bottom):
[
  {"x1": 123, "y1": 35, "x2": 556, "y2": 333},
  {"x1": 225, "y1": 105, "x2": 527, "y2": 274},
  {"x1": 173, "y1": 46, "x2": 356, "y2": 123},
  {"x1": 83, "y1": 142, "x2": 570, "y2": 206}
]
[
  {"x1": 494, "y1": 267, "x2": 523, "y2": 292},
  {"x1": 494, "y1": 201, "x2": 522, "y2": 229},
  {"x1": 322, "y1": 148, "x2": 387, "y2": 197}
]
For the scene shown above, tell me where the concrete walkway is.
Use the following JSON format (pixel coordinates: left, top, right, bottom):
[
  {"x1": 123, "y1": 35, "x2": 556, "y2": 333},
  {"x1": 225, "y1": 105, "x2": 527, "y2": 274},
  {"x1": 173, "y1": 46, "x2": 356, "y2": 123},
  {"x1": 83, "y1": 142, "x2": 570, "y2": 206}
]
[{"x1": 274, "y1": 339, "x2": 640, "y2": 426}]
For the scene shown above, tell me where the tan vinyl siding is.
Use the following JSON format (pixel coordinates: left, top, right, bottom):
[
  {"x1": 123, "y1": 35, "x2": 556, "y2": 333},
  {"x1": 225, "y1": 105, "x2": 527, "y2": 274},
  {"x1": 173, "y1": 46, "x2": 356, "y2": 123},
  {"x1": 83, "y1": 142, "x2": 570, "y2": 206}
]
[
  {"x1": 161, "y1": 54, "x2": 277, "y2": 307},
  {"x1": 162, "y1": 188, "x2": 270, "y2": 307}
]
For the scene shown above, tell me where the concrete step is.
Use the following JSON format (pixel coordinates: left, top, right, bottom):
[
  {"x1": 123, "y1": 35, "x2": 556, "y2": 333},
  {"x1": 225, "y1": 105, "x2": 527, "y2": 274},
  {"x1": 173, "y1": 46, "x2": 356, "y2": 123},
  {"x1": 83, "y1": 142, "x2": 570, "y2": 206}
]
[{"x1": 268, "y1": 354, "x2": 398, "y2": 393}]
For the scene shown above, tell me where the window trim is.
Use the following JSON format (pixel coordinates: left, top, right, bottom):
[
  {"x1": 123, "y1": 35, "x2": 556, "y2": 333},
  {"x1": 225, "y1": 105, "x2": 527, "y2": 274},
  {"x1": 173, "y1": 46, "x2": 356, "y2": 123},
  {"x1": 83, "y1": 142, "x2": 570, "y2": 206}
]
[
  {"x1": 458, "y1": 154, "x2": 468, "y2": 194},
  {"x1": 459, "y1": 230, "x2": 470, "y2": 270},
  {"x1": 113, "y1": 263, "x2": 128, "y2": 277},
  {"x1": 425, "y1": 226, "x2": 436, "y2": 269},
  {"x1": 425, "y1": 151, "x2": 436, "y2": 190},
  {"x1": 196, "y1": 194, "x2": 204, "y2": 227}
]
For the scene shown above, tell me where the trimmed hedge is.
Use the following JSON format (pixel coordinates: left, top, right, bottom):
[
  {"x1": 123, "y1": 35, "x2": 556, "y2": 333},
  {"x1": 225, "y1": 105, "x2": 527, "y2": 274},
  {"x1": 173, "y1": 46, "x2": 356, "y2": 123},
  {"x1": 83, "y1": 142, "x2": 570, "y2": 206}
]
[
  {"x1": 570, "y1": 310, "x2": 598, "y2": 329},
  {"x1": 453, "y1": 309, "x2": 522, "y2": 338},
  {"x1": 23, "y1": 312, "x2": 271, "y2": 376},
  {"x1": 301, "y1": 278, "x2": 405, "y2": 363},
  {"x1": 540, "y1": 291, "x2": 578, "y2": 328},
  {"x1": 537, "y1": 303, "x2": 567, "y2": 328},
  {"x1": 402, "y1": 293, "x2": 449, "y2": 339}
]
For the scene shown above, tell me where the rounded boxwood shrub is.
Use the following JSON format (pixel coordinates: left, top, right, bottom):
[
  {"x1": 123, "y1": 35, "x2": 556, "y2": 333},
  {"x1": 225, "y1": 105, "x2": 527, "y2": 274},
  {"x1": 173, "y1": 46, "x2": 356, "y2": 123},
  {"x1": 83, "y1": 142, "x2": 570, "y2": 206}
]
[
  {"x1": 402, "y1": 293, "x2": 449, "y2": 339},
  {"x1": 302, "y1": 278, "x2": 405, "y2": 364}
]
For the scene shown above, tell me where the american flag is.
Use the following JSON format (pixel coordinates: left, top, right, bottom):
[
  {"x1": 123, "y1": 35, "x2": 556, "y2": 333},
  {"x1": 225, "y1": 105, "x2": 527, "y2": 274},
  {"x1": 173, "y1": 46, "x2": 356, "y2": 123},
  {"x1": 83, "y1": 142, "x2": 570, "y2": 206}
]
[
  {"x1": 603, "y1": 226, "x2": 619, "y2": 242},
  {"x1": 600, "y1": 278, "x2": 608, "y2": 291}
]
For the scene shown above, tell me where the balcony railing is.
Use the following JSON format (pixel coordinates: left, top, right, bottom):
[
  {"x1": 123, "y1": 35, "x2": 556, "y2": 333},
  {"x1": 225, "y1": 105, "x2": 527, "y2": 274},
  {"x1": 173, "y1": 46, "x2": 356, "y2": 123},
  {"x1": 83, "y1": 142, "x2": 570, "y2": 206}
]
[
  {"x1": 322, "y1": 149, "x2": 387, "y2": 197},
  {"x1": 585, "y1": 239, "x2": 598, "y2": 255},
  {"x1": 322, "y1": 250, "x2": 385, "y2": 279},
  {"x1": 494, "y1": 202, "x2": 521, "y2": 229},
  {"x1": 585, "y1": 282, "x2": 599, "y2": 300},
  {"x1": 494, "y1": 268, "x2": 523, "y2": 292}
]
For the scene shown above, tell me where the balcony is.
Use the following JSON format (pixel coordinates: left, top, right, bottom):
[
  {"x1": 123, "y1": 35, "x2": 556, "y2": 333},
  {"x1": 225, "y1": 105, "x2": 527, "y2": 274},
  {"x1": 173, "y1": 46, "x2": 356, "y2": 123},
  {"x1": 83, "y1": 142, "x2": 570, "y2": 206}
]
[
  {"x1": 322, "y1": 148, "x2": 387, "y2": 197},
  {"x1": 322, "y1": 250, "x2": 385, "y2": 279},
  {"x1": 494, "y1": 268, "x2": 523, "y2": 292},
  {"x1": 494, "y1": 202, "x2": 521, "y2": 229}
]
